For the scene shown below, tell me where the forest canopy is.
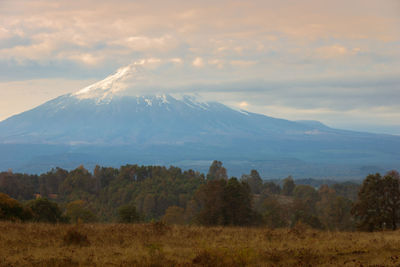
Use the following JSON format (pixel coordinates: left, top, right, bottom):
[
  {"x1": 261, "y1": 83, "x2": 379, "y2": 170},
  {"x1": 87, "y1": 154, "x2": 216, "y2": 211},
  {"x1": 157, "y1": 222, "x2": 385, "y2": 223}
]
[{"x1": 0, "y1": 161, "x2": 392, "y2": 231}]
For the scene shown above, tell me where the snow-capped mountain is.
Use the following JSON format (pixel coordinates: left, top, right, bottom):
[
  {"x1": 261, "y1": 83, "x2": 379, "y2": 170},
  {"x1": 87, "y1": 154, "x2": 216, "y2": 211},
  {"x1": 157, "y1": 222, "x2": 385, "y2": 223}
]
[
  {"x1": 0, "y1": 63, "x2": 399, "y2": 178},
  {"x1": 72, "y1": 63, "x2": 154, "y2": 102},
  {"x1": 0, "y1": 63, "x2": 331, "y2": 145}
]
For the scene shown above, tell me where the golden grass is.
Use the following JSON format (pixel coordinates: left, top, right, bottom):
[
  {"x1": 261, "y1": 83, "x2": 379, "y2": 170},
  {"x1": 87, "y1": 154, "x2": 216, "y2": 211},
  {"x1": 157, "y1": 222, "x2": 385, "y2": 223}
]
[{"x1": 0, "y1": 222, "x2": 400, "y2": 266}]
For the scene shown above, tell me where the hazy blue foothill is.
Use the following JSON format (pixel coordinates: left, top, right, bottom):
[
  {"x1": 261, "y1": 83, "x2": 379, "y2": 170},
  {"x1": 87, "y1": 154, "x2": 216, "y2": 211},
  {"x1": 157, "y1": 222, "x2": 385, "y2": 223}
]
[{"x1": 0, "y1": 65, "x2": 399, "y2": 179}]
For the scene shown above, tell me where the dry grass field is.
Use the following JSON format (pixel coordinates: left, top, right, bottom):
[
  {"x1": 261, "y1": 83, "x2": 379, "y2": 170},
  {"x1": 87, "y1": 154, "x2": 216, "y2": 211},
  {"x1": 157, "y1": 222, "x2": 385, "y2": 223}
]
[{"x1": 0, "y1": 222, "x2": 400, "y2": 266}]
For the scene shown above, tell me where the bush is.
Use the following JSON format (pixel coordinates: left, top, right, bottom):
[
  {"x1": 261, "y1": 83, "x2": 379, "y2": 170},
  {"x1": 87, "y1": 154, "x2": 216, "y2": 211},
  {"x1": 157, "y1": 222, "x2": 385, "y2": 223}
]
[
  {"x1": 65, "y1": 200, "x2": 96, "y2": 223},
  {"x1": 26, "y1": 198, "x2": 64, "y2": 223},
  {"x1": 63, "y1": 227, "x2": 90, "y2": 246},
  {"x1": 192, "y1": 249, "x2": 235, "y2": 266},
  {"x1": 0, "y1": 193, "x2": 32, "y2": 221},
  {"x1": 118, "y1": 204, "x2": 140, "y2": 223},
  {"x1": 162, "y1": 206, "x2": 185, "y2": 225},
  {"x1": 149, "y1": 221, "x2": 171, "y2": 236}
]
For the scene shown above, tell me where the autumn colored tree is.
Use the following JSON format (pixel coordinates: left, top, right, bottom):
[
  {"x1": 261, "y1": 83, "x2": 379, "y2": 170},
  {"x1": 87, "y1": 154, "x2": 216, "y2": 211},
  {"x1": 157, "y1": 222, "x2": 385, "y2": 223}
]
[
  {"x1": 59, "y1": 165, "x2": 96, "y2": 198},
  {"x1": 195, "y1": 179, "x2": 226, "y2": 225},
  {"x1": 184, "y1": 199, "x2": 200, "y2": 224},
  {"x1": 38, "y1": 167, "x2": 68, "y2": 197},
  {"x1": 282, "y1": 176, "x2": 295, "y2": 196},
  {"x1": 317, "y1": 185, "x2": 354, "y2": 230},
  {"x1": 293, "y1": 185, "x2": 320, "y2": 214},
  {"x1": 206, "y1": 160, "x2": 228, "y2": 181},
  {"x1": 65, "y1": 200, "x2": 97, "y2": 223},
  {"x1": 332, "y1": 182, "x2": 360, "y2": 201},
  {"x1": 291, "y1": 198, "x2": 324, "y2": 229},
  {"x1": 0, "y1": 193, "x2": 32, "y2": 221},
  {"x1": 263, "y1": 181, "x2": 281, "y2": 195},
  {"x1": 162, "y1": 206, "x2": 185, "y2": 225},
  {"x1": 241, "y1": 169, "x2": 263, "y2": 194},
  {"x1": 0, "y1": 162, "x2": 361, "y2": 227},
  {"x1": 261, "y1": 196, "x2": 290, "y2": 228},
  {"x1": 142, "y1": 194, "x2": 157, "y2": 219},
  {"x1": 288, "y1": 184, "x2": 323, "y2": 228},
  {"x1": 94, "y1": 165, "x2": 119, "y2": 188},
  {"x1": 0, "y1": 172, "x2": 37, "y2": 200}
]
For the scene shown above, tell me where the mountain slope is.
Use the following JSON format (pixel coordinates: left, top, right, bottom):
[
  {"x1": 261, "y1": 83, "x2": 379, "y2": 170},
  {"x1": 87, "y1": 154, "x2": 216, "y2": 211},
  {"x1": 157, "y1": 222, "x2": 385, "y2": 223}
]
[
  {"x1": 0, "y1": 93, "x2": 316, "y2": 144},
  {"x1": 0, "y1": 63, "x2": 337, "y2": 145}
]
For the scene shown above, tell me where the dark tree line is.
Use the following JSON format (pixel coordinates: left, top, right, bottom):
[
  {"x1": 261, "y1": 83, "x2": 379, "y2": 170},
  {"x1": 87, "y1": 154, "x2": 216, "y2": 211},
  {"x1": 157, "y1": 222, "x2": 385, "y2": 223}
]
[{"x1": 1, "y1": 160, "x2": 394, "y2": 231}]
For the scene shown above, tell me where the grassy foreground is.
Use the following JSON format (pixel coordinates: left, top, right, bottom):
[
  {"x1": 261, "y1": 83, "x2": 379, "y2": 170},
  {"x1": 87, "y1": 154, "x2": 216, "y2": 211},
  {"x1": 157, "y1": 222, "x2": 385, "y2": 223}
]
[{"x1": 0, "y1": 222, "x2": 400, "y2": 266}]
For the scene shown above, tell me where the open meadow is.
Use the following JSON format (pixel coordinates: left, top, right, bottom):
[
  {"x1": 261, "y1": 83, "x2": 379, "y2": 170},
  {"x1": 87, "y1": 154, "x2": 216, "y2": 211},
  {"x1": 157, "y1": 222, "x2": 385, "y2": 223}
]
[{"x1": 0, "y1": 222, "x2": 400, "y2": 266}]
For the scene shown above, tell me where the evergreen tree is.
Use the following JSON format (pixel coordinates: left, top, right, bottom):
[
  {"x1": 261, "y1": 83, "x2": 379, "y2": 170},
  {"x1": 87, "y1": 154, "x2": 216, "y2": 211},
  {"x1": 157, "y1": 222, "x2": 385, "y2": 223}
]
[
  {"x1": 222, "y1": 178, "x2": 254, "y2": 225},
  {"x1": 352, "y1": 171, "x2": 400, "y2": 231},
  {"x1": 195, "y1": 177, "x2": 255, "y2": 226},
  {"x1": 381, "y1": 171, "x2": 400, "y2": 230}
]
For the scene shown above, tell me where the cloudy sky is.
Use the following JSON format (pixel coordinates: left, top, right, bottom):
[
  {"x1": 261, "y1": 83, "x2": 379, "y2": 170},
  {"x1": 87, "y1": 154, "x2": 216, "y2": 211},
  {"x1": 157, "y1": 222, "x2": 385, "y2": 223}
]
[{"x1": 0, "y1": 0, "x2": 399, "y2": 134}]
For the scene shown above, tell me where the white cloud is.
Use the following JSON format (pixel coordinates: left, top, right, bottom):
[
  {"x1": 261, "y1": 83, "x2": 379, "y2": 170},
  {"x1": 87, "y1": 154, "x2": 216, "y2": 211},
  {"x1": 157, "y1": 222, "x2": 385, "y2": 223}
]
[
  {"x1": 192, "y1": 57, "x2": 204, "y2": 67},
  {"x1": 65, "y1": 53, "x2": 103, "y2": 66},
  {"x1": 112, "y1": 35, "x2": 176, "y2": 51},
  {"x1": 230, "y1": 60, "x2": 257, "y2": 67},
  {"x1": 169, "y1": 57, "x2": 183, "y2": 64},
  {"x1": 0, "y1": 27, "x2": 10, "y2": 39},
  {"x1": 208, "y1": 59, "x2": 224, "y2": 68},
  {"x1": 239, "y1": 101, "x2": 248, "y2": 108},
  {"x1": 315, "y1": 44, "x2": 348, "y2": 58}
]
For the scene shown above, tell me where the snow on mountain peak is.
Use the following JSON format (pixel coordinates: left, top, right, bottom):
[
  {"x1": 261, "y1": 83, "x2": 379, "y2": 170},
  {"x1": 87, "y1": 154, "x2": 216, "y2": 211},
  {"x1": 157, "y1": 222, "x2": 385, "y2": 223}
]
[
  {"x1": 73, "y1": 63, "x2": 148, "y2": 102},
  {"x1": 71, "y1": 63, "x2": 217, "y2": 110}
]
